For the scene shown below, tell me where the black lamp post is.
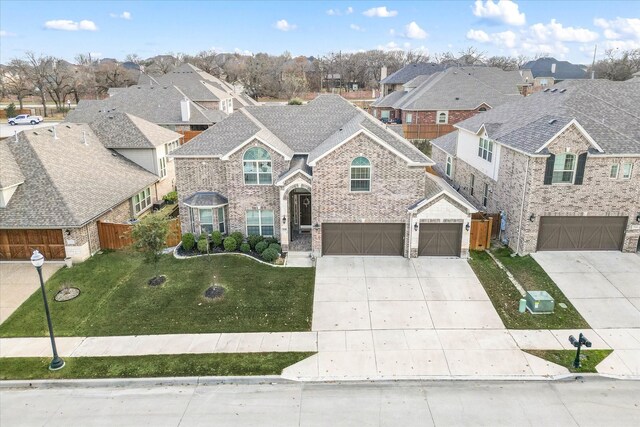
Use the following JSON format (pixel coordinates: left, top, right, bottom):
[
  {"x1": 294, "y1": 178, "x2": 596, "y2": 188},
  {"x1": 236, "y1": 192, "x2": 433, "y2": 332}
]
[{"x1": 31, "y1": 250, "x2": 65, "y2": 371}]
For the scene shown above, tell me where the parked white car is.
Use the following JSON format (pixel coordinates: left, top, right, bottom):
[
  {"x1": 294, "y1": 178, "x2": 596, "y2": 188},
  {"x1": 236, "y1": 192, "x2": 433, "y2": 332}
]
[{"x1": 7, "y1": 114, "x2": 44, "y2": 125}]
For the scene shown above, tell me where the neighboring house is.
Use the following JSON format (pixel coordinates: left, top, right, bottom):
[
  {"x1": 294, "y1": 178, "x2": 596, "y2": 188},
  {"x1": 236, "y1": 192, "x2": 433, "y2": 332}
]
[
  {"x1": 171, "y1": 94, "x2": 477, "y2": 258},
  {"x1": 0, "y1": 118, "x2": 182, "y2": 262},
  {"x1": 521, "y1": 57, "x2": 588, "y2": 89},
  {"x1": 430, "y1": 79, "x2": 640, "y2": 254},
  {"x1": 371, "y1": 67, "x2": 527, "y2": 137},
  {"x1": 380, "y1": 62, "x2": 448, "y2": 96}
]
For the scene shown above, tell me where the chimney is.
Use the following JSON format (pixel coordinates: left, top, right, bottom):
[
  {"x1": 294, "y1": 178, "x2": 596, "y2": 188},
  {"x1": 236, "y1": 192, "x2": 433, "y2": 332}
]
[
  {"x1": 551, "y1": 63, "x2": 556, "y2": 74},
  {"x1": 82, "y1": 131, "x2": 87, "y2": 145},
  {"x1": 380, "y1": 66, "x2": 388, "y2": 80},
  {"x1": 53, "y1": 125, "x2": 59, "y2": 140},
  {"x1": 180, "y1": 98, "x2": 191, "y2": 122}
]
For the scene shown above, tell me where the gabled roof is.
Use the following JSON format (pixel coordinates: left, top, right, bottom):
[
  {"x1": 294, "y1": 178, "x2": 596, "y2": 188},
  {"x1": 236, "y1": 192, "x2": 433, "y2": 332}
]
[
  {"x1": 0, "y1": 142, "x2": 24, "y2": 189},
  {"x1": 370, "y1": 90, "x2": 408, "y2": 108},
  {"x1": 392, "y1": 67, "x2": 525, "y2": 111},
  {"x1": 276, "y1": 155, "x2": 313, "y2": 184},
  {"x1": 0, "y1": 125, "x2": 158, "y2": 228},
  {"x1": 430, "y1": 131, "x2": 458, "y2": 156},
  {"x1": 521, "y1": 57, "x2": 588, "y2": 80},
  {"x1": 455, "y1": 79, "x2": 640, "y2": 155},
  {"x1": 65, "y1": 85, "x2": 219, "y2": 125},
  {"x1": 381, "y1": 62, "x2": 448, "y2": 85},
  {"x1": 408, "y1": 173, "x2": 478, "y2": 214},
  {"x1": 89, "y1": 112, "x2": 182, "y2": 149}
]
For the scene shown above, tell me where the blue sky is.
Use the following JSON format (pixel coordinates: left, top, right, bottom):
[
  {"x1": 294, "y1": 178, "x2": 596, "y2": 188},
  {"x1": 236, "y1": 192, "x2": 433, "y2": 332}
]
[{"x1": 1, "y1": 1, "x2": 639, "y2": 64}]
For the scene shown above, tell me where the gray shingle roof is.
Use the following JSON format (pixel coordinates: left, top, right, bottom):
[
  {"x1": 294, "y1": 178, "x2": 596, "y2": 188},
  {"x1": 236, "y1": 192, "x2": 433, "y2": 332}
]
[
  {"x1": 0, "y1": 125, "x2": 158, "y2": 228},
  {"x1": 371, "y1": 90, "x2": 407, "y2": 108},
  {"x1": 277, "y1": 155, "x2": 312, "y2": 182},
  {"x1": 381, "y1": 63, "x2": 449, "y2": 85},
  {"x1": 89, "y1": 112, "x2": 181, "y2": 149},
  {"x1": 65, "y1": 85, "x2": 216, "y2": 125},
  {"x1": 455, "y1": 79, "x2": 640, "y2": 155},
  {"x1": 393, "y1": 67, "x2": 525, "y2": 111},
  {"x1": 521, "y1": 57, "x2": 587, "y2": 80},
  {"x1": 0, "y1": 141, "x2": 24, "y2": 189},
  {"x1": 183, "y1": 192, "x2": 228, "y2": 207},
  {"x1": 430, "y1": 131, "x2": 458, "y2": 156},
  {"x1": 408, "y1": 173, "x2": 478, "y2": 213}
]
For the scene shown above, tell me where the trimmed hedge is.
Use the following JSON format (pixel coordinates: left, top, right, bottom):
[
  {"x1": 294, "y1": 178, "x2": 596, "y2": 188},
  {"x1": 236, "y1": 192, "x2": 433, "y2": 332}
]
[
  {"x1": 211, "y1": 231, "x2": 223, "y2": 247},
  {"x1": 247, "y1": 234, "x2": 263, "y2": 250},
  {"x1": 268, "y1": 243, "x2": 282, "y2": 254},
  {"x1": 230, "y1": 231, "x2": 244, "y2": 246},
  {"x1": 255, "y1": 241, "x2": 268, "y2": 254},
  {"x1": 261, "y1": 247, "x2": 279, "y2": 262},
  {"x1": 240, "y1": 242, "x2": 251, "y2": 253},
  {"x1": 197, "y1": 235, "x2": 209, "y2": 253},
  {"x1": 181, "y1": 233, "x2": 196, "y2": 251},
  {"x1": 223, "y1": 237, "x2": 237, "y2": 252}
]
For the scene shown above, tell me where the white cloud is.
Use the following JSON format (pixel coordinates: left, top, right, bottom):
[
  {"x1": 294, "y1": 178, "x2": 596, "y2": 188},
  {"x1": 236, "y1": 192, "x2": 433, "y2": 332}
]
[
  {"x1": 404, "y1": 21, "x2": 428, "y2": 39},
  {"x1": 350, "y1": 24, "x2": 364, "y2": 32},
  {"x1": 44, "y1": 19, "x2": 98, "y2": 31},
  {"x1": 274, "y1": 19, "x2": 297, "y2": 31},
  {"x1": 327, "y1": 7, "x2": 354, "y2": 16},
  {"x1": 346, "y1": 7, "x2": 354, "y2": 14},
  {"x1": 472, "y1": 0, "x2": 525, "y2": 26},
  {"x1": 110, "y1": 11, "x2": 132, "y2": 20},
  {"x1": 377, "y1": 41, "x2": 403, "y2": 51},
  {"x1": 234, "y1": 47, "x2": 253, "y2": 55},
  {"x1": 529, "y1": 19, "x2": 598, "y2": 43},
  {"x1": 363, "y1": 6, "x2": 398, "y2": 18},
  {"x1": 466, "y1": 29, "x2": 491, "y2": 43},
  {"x1": 0, "y1": 30, "x2": 16, "y2": 37},
  {"x1": 594, "y1": 17, "x2": 640, "y2": 41},
  {"x1": 467, "y1": 29, "x2": 517, "y2": 48},
  {"x1": 90, "y1": 52, "x2": 102, "y2": 57},
  {"x1": 326, "y1": 9, "x2": 338, "y2": 16},
  {"x1": 377, "y1": 41, "x2": 429, "y2": 55}
]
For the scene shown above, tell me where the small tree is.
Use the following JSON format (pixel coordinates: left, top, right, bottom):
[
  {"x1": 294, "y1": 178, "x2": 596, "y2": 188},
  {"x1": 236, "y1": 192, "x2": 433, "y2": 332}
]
[
  {"x1": 132, "y1": 213, "x2": 169, "y2": 282},
  {"x1": 5, "y1": 103, "x2": 16, "y2": 119}
]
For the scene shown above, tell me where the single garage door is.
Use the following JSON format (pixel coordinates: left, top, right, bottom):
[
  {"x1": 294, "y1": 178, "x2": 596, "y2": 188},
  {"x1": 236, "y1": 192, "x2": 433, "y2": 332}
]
[
  {"x1": 418, "y1": 223, "x2": 463, "y2": 257},
  {"x1": 537, "y1": 216, "x2": 627, "y2": 251},
  {"x1": 322, "y1": 223, "x2": 405, "y2": 256},
  {"x1": 0, "y1": 229, "x2": 65, "y2": 261}
]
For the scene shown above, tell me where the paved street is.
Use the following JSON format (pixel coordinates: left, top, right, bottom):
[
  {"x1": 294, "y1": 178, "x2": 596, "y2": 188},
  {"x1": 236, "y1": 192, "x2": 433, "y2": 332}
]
[
  {"x1": 0, "y1": 122, "x2": 59, "y2": 139},
  {"x1": 1, "y1": 378, "x2": 639, "y2": 426}
]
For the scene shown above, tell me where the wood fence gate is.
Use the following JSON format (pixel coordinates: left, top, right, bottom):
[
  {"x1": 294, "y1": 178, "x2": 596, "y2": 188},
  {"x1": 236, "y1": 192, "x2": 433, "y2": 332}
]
[
  {"x1": 97, "y1": 218, "x2": 182, "y2": 250},
  {"x1": 469, "y1": 217, "x2": 493, "y2": 251}
]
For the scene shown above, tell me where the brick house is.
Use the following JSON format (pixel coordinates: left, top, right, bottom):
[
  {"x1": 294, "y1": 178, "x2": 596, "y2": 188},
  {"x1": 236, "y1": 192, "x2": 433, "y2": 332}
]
[
  {"x1": 521, "y1": 57, "x2": 588, "y2": 90},
  {"x1": 0, "y1": 117, "x2": 181, "y2": 262},
  {"x1": 430, "y1": 79, "x2": 640, "y2": 254},
  {"x1": 379, "y1": 62, "x2": 448, "y2": 96},
  {"x1": 172, "y1": 95, "x2": 477, "y2": 258}
]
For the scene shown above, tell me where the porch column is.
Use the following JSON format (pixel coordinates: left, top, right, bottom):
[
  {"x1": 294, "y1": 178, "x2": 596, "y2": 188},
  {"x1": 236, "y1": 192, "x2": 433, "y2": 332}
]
[{"x1": 279, "y1": 187, "x2": 289, "y2": 252}]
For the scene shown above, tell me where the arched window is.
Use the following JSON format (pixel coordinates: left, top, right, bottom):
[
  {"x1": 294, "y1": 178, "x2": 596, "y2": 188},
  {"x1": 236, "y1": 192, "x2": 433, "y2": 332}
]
[
  {"x1": 243, "y1": 147, "x2": 272, "y2": 185},
  {"x1": 350, "y1": 157, "x2": 371, "y2": 192},
  {"x1": 552, "y1": 153, "x2": 576, "y2": 184}
]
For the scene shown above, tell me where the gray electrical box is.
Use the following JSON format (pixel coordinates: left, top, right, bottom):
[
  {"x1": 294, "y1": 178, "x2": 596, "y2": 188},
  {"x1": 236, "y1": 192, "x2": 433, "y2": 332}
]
[{"x1": 526, "y1": 291, "x2": 554, "y2": 313}]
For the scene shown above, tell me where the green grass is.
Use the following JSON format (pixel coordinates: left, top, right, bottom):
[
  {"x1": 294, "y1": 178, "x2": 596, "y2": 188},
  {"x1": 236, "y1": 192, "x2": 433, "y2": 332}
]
[
  {"x1": 0, "y1": 353, "x2": 314, "y2": 380},
  {"x1": 0, "y1": 250, "x2": 315, "y2": 337},
  {"x1": 468, "y1": 250, "x2": 589, "y2": 329},
  {"x1": 523, "y1": 349, "x2": 613, "y2": 373}
]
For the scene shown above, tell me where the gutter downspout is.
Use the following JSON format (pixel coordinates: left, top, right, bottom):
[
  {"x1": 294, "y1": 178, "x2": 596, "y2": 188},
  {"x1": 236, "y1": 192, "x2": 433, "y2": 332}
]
[{"x1": 515, "y1": 156, "x2": 531, "y2": 255}]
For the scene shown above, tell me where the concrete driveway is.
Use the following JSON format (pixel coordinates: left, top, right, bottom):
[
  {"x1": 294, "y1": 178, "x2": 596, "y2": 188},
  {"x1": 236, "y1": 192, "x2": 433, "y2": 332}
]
[
  {"x1": 532, "y1": 252, "x2": 640, "y2": 329},
  {"x1": 313, "y1": 257, "x2": 504, "y2": 331},
  {"x1": 0, "y1": 263, "x2": 63, "y2": 324}
]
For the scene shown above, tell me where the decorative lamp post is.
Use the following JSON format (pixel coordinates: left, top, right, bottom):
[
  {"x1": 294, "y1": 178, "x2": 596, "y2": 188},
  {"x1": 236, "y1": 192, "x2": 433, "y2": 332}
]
[{"x1": 30, "y1": 250, "x2": 65, "y2": 371}]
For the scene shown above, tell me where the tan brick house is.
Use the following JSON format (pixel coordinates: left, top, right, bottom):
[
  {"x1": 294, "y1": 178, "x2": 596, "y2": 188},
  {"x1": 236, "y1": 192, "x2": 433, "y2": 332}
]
[
  {"x1": 172, "y1": 95, "x2": 477, "y2": 258},
  {"x1": 431, "y1": 79, "x2": 640, "y2": 254}
]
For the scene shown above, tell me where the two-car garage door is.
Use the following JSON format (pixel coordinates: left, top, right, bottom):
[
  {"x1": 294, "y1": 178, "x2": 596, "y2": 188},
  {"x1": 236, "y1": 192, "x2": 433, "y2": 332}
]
[
  {"x1": 537, "y1": 216, "x2": 627, "y2": 251},
  {"x1": 322, "y1": 223, "x2": 404, "y2": 255}
]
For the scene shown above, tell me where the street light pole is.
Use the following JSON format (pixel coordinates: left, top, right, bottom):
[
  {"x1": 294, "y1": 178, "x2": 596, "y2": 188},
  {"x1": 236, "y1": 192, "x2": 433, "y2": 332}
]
[{"x1": 31, "y1": 250, "x2": 65, "y2": 371}]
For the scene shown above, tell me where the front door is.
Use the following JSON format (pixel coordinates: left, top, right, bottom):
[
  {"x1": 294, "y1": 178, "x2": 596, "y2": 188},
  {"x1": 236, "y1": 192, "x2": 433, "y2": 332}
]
[{"x1": 299, "y1": 194, "x2": 312, "y2": 229}]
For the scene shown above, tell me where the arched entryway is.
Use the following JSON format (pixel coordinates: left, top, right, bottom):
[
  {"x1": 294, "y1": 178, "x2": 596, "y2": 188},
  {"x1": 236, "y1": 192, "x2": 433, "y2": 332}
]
[{"x1": 280, "y1": 180, "x2": 312, "y2": 253}]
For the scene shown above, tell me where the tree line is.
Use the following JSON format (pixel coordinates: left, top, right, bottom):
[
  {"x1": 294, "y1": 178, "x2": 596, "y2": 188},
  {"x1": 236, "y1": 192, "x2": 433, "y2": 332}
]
[{"x1": 2, "y1": 47, "x2": 638, "y2": 115}]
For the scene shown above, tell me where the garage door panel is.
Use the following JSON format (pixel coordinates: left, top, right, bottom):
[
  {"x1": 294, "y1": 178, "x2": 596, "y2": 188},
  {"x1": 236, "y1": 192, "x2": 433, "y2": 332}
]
[
  {"x1": 418, "y1": 223, "x2": 462, "y2": 257},
  {"x1": 538, "y1": 216, "x2": 626, "y2": 251},
  {"x1": 323, "y1": 223, "x2": 404, "y2": 256},
  {"x1": 0, "y1": 229, "x2": 65, "y2": 261}
]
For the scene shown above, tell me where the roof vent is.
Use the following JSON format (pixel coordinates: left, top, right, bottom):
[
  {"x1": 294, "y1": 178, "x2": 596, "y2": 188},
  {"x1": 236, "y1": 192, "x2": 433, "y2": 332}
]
[
  {"x1": 455, "y1": 97, "x2": 460, "y2": 100},
  {"x1": 14, "y1": 131, "x2": 18, "y2": 142},
  {"x1": 551, "y1": 88, "x2": 558, "y2": 93},
  {"x1": 543, "y1": 88, "x2": 550, "y2": 92},
  {"x1": 548, "y1": 119, "x2": 557, "y2": 125},
  {"x1": 53, "y1": 126, "x2": 59, "y2": 140},
  {"x1": 560, "y1": 88, "x2": 567, "y2": 93},
  {"x1": 66, "y1": 125, "x2": 71, "y2": 128},
  {"x1": 33, "y1": 131, "x2": 39, "y2": 135},
  {"x1": 82, "y1": 131, "x2": 88, "y2": 145}
]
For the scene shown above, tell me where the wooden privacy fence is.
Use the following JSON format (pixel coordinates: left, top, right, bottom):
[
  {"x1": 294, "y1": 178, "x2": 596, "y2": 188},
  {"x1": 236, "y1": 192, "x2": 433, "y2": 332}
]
[
  {"x1": 97, "y1": 218, "x2": 182, "y2": 250},
  {"x1": 176, "y1": 130, "x2": 202, "y2": 143},
  {"x1": 469, "y1": 218, "x2": 493, "y2": 251},
  {"x1": 403, "y1": 124, "x2": 456, "y2": 140}
]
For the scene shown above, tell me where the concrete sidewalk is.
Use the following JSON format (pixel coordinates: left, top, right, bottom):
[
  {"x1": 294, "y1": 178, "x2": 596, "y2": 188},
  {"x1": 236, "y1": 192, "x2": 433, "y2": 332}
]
[{"x1": 2, "y1": 328, "x2": 639, "y2": 380}]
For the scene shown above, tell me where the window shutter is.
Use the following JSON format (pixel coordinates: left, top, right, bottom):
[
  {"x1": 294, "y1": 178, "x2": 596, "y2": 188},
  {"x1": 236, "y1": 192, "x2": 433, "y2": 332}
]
[
  {"x1": 574, "y1": 152, "x2": 587, "y2": 185},
  {"x1": 543, "y1": 154, "x2": 555, "y2": 185}
]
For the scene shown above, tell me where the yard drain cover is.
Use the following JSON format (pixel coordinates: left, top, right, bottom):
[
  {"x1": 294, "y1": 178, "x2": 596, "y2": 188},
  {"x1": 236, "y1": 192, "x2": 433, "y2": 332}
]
[
  {"x1": 204, "y1": 286, "x2": 225, "y2": 299},
  {"x1": 54, "y1": 287, "x2": 80, "y2": 302}
]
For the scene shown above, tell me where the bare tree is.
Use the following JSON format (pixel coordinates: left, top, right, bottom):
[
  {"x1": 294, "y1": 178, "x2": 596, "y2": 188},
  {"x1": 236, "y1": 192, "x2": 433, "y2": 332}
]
[
  {"x1": 94, "y1": 61, "x2": 137, "y2": 95},
  {"x1": 592, "y1": 48, "x2": 640, "y2": 81},
  {"x1": 45, "y1": 58, "x2": 75, "y2": 110},
  {"x1": 5, "y1": 59, "x2": 33, "y2": 109},
  {"x1": 25, "y1": 52, "x2": 51, "y2": 116}
]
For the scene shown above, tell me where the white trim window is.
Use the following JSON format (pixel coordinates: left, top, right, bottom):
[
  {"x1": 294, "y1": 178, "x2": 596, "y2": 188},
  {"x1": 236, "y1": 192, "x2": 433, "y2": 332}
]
[
  {"x1": 610, "y1": 164, "x2": 619, "y2": 179},
  {"x1": 552, "y1": 153, "x2": 576, "y2": 184},
  {"x1": 437, "y1": 111, "x2": 448, "y2": 124},
  {"x1": 159, "y1": 156, "x2": 167, "y2": 178},
  {"x1": 243, "y1": 147, "x2": 272, "y2": 185},
  {"x1": 470, "y1": 174, "x2": 475, "y2": 196},
  {"x1": 350, "y1": 156, "x2": 371, "y2": 192},
  {"x1": 246, "y1": 210, "x2": 274, "y2": 236},
  {"x1": 477, "y1": 138, "x2": 493, "y2": 162},
  {"x1": 380, "y1": 110, "x2": 390, "y2": 120},
  {"x1": 482, "y1": 183, "x2": 489, "y2": 208},
  {"x1": 406, "y1": 113, "x2": 413, "y2": 124},
  {"x1": 133, "y1": 188, "x2": 152, "y2": 215},
  {"x1": 217, "y1": 207, "x2": 225, "y2": 233},
  {"x1": 199, "y1": 208, "x2": 214, "y2": 234},
  {"x1": 445, "y1": 155, "x2": 453, "y2": 178},
  {"x1": 165, "y1": 139, "x2": 179, "y2": 156},
  {"x1": 622, "y1": 163, "x2": 633, "y2": 179}
]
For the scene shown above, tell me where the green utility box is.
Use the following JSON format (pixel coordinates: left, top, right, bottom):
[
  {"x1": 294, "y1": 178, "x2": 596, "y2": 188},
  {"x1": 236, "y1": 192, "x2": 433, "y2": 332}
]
[{"x1": 526, "y1": 291, "x2": 555, "y2": 313}]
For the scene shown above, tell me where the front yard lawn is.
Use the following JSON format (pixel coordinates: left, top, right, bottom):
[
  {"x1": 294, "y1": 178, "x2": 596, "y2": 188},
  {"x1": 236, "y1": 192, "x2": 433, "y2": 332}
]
[
  {"x1": 469, "y1": 249, "x2": 589, "y2": 329},
  {"x1": 0, "y1": 250, "x2": 314, "y2": 337},
  {"x1": 0, "y1": 352, "x2": 314, "y2": 380},
  {"x1": 523, "y1": 349, "x2": 612, "y2": 373}
]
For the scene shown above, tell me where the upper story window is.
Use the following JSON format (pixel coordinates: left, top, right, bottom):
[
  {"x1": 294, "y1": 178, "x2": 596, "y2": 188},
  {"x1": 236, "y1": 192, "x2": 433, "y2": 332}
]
[
  {"x1": 165, "y1": 139, "x2": 180, "y2": 156},
  {"x1": 445, "y1": 156, "x2": 453, "y2": 178},
  {"x1": 478, "y1": 138, "x2": 493, "y2": 162},
  {"x1": 437, "y1": 111, "x2": 449, "y2": 124},
  {"x1": 610, "y1": 164, "x2": 619, "y2": 179},
  {"x1": 243, "y1": 147, "x2": 272, "y2": 185},
  {"x1": 552, "y1": 153, "x2": 576, "y2": 184},
  {"x1": 350, "y1": 156, "x2": 371, "y2": 192},
  {"x1": 159, "y1": 156, "x2": 167, "y2": 178},
  {"x1": 622, "y1": 163, "x2": 633, "y2": 179}
]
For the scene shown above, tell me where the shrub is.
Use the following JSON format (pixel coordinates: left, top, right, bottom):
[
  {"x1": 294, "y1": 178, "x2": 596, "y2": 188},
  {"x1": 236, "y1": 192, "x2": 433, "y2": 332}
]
[
  {"x1": 230, "y1": 231, "x2": 244, "y2": 245},
  {"x1": 223, "y1": 237, "x2": 237, "y2": 252},
  {"x1": 264, "y1": 237, "x2": 279, "y2": 245},
  {"x1": 255, "y1": 241, "x2": 268, "y2": 254},
  {"x1": 287, "y1": 98, "x2": 303, "y2": 105},
  {"x1": 211, "y1": 230, "x2": 223, "y2": 247},
  {"x1": 162, "y1": 191, "x2": 178, "y2": 204},
  {"x1": 5, "y1": 103, "x2": 16, "y2": 119},
  {"x1": 261, "y1": 247, "x2": 279, "y2": 262},
  {"x1": 247, "y1": 234, "x2": 263, "y2": 250},
  {"x1": 240, "y1": 242, "x2": 251, "y2": 253},
  {"x1": 197, "y1": 235, "x2": 209, "y2": 253},
  {"x1": 181, "y1": 233, "x2": 196, "y2": 251},
  {"x1": 268, "y1": 243, "x2": 282, "y2": 254}
]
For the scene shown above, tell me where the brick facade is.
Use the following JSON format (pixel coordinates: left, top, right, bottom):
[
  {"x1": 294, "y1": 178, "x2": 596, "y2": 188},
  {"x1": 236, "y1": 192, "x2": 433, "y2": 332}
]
[{"x1": 401, "y1": 107, "x2": 487, "y2": 125}]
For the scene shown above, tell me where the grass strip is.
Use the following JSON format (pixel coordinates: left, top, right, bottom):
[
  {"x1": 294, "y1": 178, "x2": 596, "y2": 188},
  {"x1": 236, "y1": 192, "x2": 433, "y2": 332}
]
[{"x1": 523, "y1": 349, "x2": 613, "y2": 373}]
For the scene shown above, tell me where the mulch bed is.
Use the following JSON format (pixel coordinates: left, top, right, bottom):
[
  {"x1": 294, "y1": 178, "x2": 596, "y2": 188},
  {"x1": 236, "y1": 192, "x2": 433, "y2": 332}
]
[
  {"x1": 204, "y1": 285, "x2": 225, "y2": 299},
  {"x1": 148, "y1": 275, "x2": 166, "y2": 287},
  {"x1": 176, "y1": 245, "x2": 274, "y2": 264},
  {"x1": 54, "y1": 287, "x2": 80, "y2": 302}
]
